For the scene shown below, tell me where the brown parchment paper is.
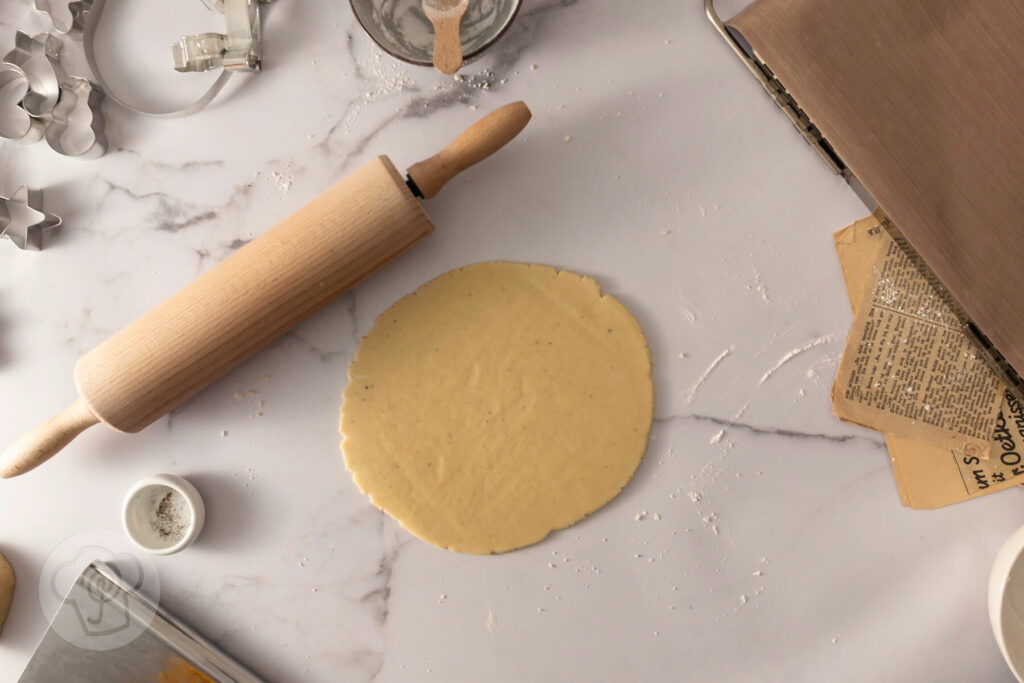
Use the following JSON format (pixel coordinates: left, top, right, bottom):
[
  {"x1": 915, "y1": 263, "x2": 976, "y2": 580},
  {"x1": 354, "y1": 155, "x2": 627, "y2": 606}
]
[
  {"x1": 834, "y1": 216, "x2": 1021, "y2": 508},
  {"x1": 730, "y1": 0, "x2": 1024, "y2": 386}
]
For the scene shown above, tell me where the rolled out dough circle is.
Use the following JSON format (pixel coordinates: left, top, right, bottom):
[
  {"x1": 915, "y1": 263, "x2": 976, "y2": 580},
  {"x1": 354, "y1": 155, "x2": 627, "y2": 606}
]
[
  {"x1": 340, "y1": 262, "x2": 654, "y2": 554},
  {"x1": 0, "y1": 551, "x2": 12, "y2": 637}
]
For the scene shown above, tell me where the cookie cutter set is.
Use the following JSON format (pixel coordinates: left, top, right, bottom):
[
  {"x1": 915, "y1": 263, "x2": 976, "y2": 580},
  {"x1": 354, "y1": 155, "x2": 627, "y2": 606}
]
[
  {"x1": 0, "y1": 19, "x2": 102, "y2": 249},
  {"x1": 1, "y1": 0, "x2": 273, "y2": 150},
  {"x1": 1, "y1": 30, "x2": 106, "y2": 158},
  {"x1": 1, "y1": 0, "x2": 273, "y2": 250}
]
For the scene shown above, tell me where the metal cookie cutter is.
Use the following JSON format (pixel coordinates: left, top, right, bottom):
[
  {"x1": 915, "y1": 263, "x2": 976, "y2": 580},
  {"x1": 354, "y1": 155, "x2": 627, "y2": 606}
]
[
  {"x1": 45, "y1": 75, "x2": 106, "y2": 158},
  {"x1": 2, "y1": 31, "x2": 66, "y2": 117},
  {"x1": 0, "y1": 187, "x2": 63, "y2": 251},
  {"x1": 173, "y1": 0, "x2": 269, "y2": 72},
  {"x1": 83, "y1": 0, "x2": 273, "y2": 118},
  {"x1": 0, "y1": 31, "x2": 106, "y2": 158},
  {"x1": 0, "y1": 66, "x2": 45, "y2": 144},
  {"x1": 33, "y1": 0, "x2": 94, "y2": 38}
]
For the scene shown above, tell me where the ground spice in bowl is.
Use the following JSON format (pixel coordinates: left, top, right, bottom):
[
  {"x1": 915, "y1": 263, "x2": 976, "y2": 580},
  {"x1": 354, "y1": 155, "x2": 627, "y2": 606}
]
[
  {"x1": 123, "y1": 475, "x2": 205, "y2": 555},
  {"x1": 154, "y1": 490, "x2": 190, "y2": 543}
]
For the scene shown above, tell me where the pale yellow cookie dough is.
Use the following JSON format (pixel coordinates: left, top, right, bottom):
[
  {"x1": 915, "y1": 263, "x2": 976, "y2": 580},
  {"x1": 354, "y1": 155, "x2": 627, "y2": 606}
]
[
  {"x1": 340, "y1": 262, "x2": 653, "y2": 554},
  {"x1": 0, "y1": 551, "x2": 13, "y2": 637}
]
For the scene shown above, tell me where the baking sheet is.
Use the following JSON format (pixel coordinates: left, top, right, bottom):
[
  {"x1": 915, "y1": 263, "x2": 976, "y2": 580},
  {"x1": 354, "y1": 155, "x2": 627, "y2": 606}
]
[{"x1": 729, "y1": 0, "x2": 1024, "y2": 386}]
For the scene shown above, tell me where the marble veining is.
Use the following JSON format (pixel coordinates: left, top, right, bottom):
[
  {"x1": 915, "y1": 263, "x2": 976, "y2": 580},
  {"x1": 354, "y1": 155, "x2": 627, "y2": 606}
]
[
  {"x1": 1, "y1": 0, "x2": 1022, "y2": 681},
  {"x1": 655, "y1": 413, "x2": 880, "y2": 446}
]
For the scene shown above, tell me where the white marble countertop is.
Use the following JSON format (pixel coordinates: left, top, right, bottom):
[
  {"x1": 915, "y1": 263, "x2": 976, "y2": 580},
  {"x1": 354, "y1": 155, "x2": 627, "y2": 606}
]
[{"x1": 1, "y1": 0, "x2": 1020, "y2": 680}]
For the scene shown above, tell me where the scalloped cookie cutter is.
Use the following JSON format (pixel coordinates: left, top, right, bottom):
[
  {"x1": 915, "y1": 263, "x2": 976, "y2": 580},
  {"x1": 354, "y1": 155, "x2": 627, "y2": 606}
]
[
  {"x1": 0, "y1": 186, "x2": 63, "y2": 252},
  {"x1": 34, "y1": 0, "x2": 93, "y2": 38}
]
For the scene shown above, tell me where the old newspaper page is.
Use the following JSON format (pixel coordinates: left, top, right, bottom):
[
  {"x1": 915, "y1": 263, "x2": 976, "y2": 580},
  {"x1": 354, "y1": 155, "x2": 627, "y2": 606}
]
[
  {"x1": 834, "y1": 216, "x2": 1020, "y2": 508},
  {"x1": 831, "y1": 214, "x2": 1003, "y2": 456}
]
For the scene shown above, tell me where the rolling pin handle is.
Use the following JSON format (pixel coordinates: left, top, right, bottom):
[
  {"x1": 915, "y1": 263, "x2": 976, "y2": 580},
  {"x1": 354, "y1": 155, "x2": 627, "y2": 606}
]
[
  {"x1": 406, "y1": 101, "x2": 532, "y2": 200},
  {"x1": 0, "y1": 397, "x2": 99, "y2": 478}
]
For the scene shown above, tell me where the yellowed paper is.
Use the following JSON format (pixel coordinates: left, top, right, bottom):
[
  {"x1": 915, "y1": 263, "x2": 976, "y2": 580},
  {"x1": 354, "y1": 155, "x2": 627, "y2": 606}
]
[
  {"x1": 834, "y1": 216, "x2": 1020, "y2": 508},
  {"x1": 885, "y1": 395, "x2": 1024, "y2": 509},
  {"x1": 831, "y1": 214, "x2": 1003, "y2": 456},
  {"x1": 833, "y1": 215, "x2": 886, "y2": 313}
]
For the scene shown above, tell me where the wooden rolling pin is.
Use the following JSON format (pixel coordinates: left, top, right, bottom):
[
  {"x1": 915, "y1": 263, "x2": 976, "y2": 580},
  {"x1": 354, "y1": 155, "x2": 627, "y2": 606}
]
[{"x1": 1, "y1": 101, "x2": 532, "y2": 479}]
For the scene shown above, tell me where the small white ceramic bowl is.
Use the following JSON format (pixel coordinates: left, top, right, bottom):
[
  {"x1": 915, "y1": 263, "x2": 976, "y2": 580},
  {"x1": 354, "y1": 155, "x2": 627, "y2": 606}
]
[
  {"x1": 122, "y1": 474, "x2": 205, "y2": 555},
  {"x1": 990, "y1": 524, "x2": 1024, "y2": 681}
]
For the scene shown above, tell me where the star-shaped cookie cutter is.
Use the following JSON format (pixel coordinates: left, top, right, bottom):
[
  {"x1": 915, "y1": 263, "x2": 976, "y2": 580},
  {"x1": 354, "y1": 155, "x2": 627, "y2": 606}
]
[
  {"x1": 0, "y1": 187, "x2": 63, "y2": 251},
  {"x1": 2, "y1": 31, "x2": 66, "y2": 117}
]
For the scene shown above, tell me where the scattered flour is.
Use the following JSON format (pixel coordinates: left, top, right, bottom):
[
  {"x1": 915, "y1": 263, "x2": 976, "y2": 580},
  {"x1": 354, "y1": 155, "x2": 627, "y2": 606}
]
[
  {"x1": 271, "y1": 165, "x2": 293, "y2": 192},
  {"x1": 751, "y1": 269, "x2": 771, "y2": 303},
  {"x1": 678, "y1": 293, "x2": 698, "y2": 324},
  {"x1": 687, "y1": 346, "x2": 734, "y2": 403},
  {"x1": 759, "y1": 334, "x2": 838, "y2": 386}
]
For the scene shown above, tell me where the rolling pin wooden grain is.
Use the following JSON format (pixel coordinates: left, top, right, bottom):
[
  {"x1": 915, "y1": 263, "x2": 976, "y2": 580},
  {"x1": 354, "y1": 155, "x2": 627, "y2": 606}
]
[{"x1": 1, "y1": 101, "x2": 532, "y2": 479}]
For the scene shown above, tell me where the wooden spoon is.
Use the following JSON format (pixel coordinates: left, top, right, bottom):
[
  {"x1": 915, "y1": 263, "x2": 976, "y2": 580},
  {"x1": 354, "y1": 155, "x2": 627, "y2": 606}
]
[{"x1": 423, "y1": 0, "x2": 469, "y2": 75}]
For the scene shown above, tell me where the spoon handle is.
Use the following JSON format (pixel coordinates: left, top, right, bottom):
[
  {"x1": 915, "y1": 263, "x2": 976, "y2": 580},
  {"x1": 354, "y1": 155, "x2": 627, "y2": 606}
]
[{"x1": 425, "y1": 3, "x2": 468, "y2": 74}]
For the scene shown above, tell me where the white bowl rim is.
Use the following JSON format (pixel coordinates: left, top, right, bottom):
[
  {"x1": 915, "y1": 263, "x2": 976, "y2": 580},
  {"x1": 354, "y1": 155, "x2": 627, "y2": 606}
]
[{"x1": 122, "y1": 474, "x2": 205, "y2": 556}]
